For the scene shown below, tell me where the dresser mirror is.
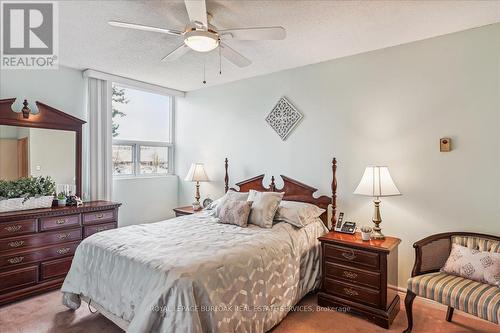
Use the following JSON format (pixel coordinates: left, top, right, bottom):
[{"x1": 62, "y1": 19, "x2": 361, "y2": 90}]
[
  {"x1": 0, "y1": 98, "x2": 85, "y2": 196},
  {"x1": 0, "y1": 125, "x2": 76, "y2": 193}
]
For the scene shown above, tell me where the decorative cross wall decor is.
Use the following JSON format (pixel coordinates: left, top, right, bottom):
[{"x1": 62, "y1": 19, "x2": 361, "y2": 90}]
[{"x1": 265, "y1": 97, "x2": 303, "y2": 141}]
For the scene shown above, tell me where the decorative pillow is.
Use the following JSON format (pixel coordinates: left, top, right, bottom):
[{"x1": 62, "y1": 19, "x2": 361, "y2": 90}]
[
  {"x1": 218, "y1": 201, "x2": 253, "y2": 227},
  {"x1": 274, "y1": 200, "x2": 326, "y2": 228},
  {"x1": 247, "y1": 190, "x2": 284, "y2": 228},
  {"x1": 441, "y1": 243, "x2": 500, "y2": 286},
  {"x1": 207, "y1": 190, "x2": 249, "y2": 217}
]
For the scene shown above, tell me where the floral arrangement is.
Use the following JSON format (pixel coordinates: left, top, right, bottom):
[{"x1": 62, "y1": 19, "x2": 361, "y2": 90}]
[{"x1": 0, "y1": 176, "x2": 56, "y2": 202}]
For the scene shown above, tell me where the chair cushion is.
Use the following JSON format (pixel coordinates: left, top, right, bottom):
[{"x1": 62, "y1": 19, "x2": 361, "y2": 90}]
[{"x1": 408, "y1": 272, "x2": 499, "y2": 324}]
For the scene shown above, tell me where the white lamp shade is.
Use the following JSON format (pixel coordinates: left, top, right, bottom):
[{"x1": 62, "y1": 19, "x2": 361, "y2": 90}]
[
  {"x1": 184, "y1": 163, "x2": 209, "y2": 182},
  {"x1": 354, "y1": 166, "x2": 401, "y2": 197}
]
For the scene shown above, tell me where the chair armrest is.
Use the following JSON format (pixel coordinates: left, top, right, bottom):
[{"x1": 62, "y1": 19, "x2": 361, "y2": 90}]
[{"x1": 411, "y1": 233, "x2": 452, "y2": 277}]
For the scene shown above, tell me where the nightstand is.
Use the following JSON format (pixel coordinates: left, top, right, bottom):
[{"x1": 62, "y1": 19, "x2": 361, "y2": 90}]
[
  {"x1": 318, "y1": 232, "x2": 401, "y2": 329},
  {"x1": 173, "y1": 206, "x2": 201, "y2": 217}
]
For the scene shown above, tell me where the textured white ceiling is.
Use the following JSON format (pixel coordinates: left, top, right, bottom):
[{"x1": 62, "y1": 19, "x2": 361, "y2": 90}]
[{"x1": 59, "y1": 0, "x2": 500, "y2": 92}]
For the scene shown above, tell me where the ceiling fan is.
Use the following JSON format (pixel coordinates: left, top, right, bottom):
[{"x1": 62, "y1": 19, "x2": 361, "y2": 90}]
[{"x1": 108, "y1": 0, "x2": 286, "y2": 68}]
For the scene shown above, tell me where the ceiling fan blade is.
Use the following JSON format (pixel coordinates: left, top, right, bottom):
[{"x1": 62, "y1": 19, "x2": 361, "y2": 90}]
[
  {"x1": 109, "y1": 21, "x2": 182, "y2": 36},
  {"x1": 220, "y1": 43, "x2": 251, "y2": 67},
  {"x1": 219, "y1": 26, "x2": 286, "y2": 40},
  {"x1": 184, "y1": 0, "x2": 208, "y2": 28},
  {"x1": 161, "y1": 44, "x2": 190, "y2": 62}
]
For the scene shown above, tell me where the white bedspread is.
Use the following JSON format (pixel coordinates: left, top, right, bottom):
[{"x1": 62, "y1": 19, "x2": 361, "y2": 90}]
[{"x1": 61, "y1": 211, "x2": 328, "y2": 333}]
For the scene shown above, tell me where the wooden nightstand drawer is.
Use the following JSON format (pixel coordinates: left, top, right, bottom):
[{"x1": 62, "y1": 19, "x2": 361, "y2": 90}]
[
  {"x1": 324, "y1": 243, "x2": 380, "y2": 269},
  {"x1": 324, "y1": 277, "x2": 380, "y2": 307},
  {"x1": 325, "y1": 262, "x2": 380, "y2": 289}
]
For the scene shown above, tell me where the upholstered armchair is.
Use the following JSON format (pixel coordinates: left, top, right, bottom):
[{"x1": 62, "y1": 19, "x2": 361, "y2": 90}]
[{"x1": 403, "y1": 232, "x2": 500, "y2": 333}]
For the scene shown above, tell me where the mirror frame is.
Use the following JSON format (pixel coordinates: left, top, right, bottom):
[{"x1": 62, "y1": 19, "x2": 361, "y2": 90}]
[{"x1": 0, "y1": 98, "x2": 86, "y2": 196}]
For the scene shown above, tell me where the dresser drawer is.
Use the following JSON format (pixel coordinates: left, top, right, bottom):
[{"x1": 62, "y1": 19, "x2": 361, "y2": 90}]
[
  {"x1": 83, "y1": 210, "x2": 115, "y2": 225},
  {"x1": 0, "y1": 241, "x2": 79, "y2": 268},
  {"x1": 0, "y1": 219, "x2": 37, "y2": 238},
  {"x1": 84, "y1": 222, "x2": 116, "y2": 238},
  {"x1": 41, "y1": 257, "x2": 73, "y2": 280},
  {"x1": 0, "y1": 228, "x2": 81, "y2": 252},
  {"x1": 40, "y1": 214, "x2": 80, "y2": 231},
  {"x1": 325, "y1": 262, "x2": 380, "y2": 289},
  {"x1": 324, "y1": 243, "x2": 380, "y2": 269},
  {"x1": 0, "y1": 265, "x2": 38, "y2": 292},
  {"x1": 324, "y1": 278, "x2": 380, "y2": 307}
]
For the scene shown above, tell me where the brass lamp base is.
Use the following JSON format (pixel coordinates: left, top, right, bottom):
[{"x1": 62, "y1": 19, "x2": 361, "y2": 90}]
[
  {"x1": 194, "y1": 181, "x2": 201, "y2": 207},
  {"x1": 371, "y1": 198, "x2": 385, "y2": 240}
]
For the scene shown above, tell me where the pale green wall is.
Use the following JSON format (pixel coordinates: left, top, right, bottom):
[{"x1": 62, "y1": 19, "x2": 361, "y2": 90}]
[{"x1": 176, "y1": 24, "x2": 500, "y2": 288}]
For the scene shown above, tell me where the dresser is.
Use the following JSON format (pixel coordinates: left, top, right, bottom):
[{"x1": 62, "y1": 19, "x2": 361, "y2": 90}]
[
  {"x1": 0, "y1": 201, "x2": 121, "y2": 305},
  {"x1": 318, "y1": 232, "x2": 401, "y2": 328}
]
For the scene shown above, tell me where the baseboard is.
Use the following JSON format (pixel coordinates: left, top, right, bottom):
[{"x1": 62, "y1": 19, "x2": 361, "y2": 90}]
[{"x1": 387, "y1": 285, "x2": 490, "y2": 322}]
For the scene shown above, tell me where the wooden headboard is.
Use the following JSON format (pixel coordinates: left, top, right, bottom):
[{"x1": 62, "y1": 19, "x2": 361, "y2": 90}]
[{"x1": 224, "y1": 158, "x2": 337, "y2": 227}]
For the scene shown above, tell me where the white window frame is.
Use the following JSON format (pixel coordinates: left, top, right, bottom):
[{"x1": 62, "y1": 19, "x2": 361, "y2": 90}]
[{"x1": 111, "y1": 83, "x2": 175, "y2": 178}]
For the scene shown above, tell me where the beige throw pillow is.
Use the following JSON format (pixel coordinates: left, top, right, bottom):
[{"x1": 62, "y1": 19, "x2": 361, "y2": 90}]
[
  {"x1": 274, "y1": 200, "x2": 326, "y2": 228},
  {"x1": 247, "y1": 190, "x2": 284, "y2": 228},
  {"x1": 219, "y1": 200, "x2": 253, "y2": 227},
  {"x1": 441, "y1": 243, "x2": 500, "y2": 286}
]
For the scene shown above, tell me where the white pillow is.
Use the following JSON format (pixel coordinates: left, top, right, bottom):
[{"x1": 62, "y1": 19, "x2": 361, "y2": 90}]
[
  {"x1": 247, "y1": 190, "x2": 284, "y2": 228},
  {"x1": 207, "y1": 190, "x2": 249, "y2": 217},
  {"x1": 274, "y1": 200, "x2": 326, "y2": 228}
]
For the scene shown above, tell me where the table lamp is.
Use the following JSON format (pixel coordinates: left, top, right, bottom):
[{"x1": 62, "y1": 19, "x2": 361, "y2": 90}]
[
  {"x1": 354, "y1": 166, "x2": 401, "y2": 239},
  {"x1": 184, "y1": 163, "x2": 209, "y2": 210}
]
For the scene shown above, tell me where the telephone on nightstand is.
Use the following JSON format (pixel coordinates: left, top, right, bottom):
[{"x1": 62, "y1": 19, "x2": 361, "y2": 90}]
[{"x1": 334, "y1": 212, "x2": 356, "y2": 234}]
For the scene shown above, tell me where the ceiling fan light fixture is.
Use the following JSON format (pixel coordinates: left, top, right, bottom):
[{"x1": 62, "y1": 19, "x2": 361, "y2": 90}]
[{"x1": 184, "y1": 30, "x2": 219, "y2": 52}]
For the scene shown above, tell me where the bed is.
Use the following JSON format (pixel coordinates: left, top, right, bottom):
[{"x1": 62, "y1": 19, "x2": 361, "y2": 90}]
[{"x1": 61, "y1": 158, "x2": 338, "y2": 333}]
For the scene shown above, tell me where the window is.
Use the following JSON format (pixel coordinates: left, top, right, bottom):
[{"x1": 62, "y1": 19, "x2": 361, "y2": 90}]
[{"x1": 112, "y1": 84, "x2": 173, "y2": 177}]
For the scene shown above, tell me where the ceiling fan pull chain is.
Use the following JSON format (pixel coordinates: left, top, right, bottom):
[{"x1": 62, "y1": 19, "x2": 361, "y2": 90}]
[
  {"x1": 219, "y1": 45, "x2": 222, "y2": 75},
  {"x1": 203, "y1": 56, "x2": 207, "y2": 84}
]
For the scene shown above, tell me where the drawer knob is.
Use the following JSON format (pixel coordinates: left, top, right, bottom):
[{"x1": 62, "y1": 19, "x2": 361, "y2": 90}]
[
  {"x1": 56, "y1": 219, "x2": 67, "y2": 225},
  {"x1": 56, "y1": 233, "x2": 70, "y2": 240},
  {"x1": 7, "y1": 256, "x2": 24, "y2": 264},
  {"x1": 342, "y1": 270, "x2": 358, "y2": 280},
  {"x1": 96, "y1": 213, "x2": 104, "y2": 219},
  {"x1": 342, "y1": 250, "x2": 357, "y2": 261},
  {"x1": 57, "y1": 247, "x2": 71, "y2": 255},
  {"x1": 343, "y1": 288, "x2": 359, "y2": 296},
  {"x1": 8, "y1": 240, "x2": 25, "y2": 248},
  {"x1": 5, "y1": 225, "x2": 22, "y2": 232}
]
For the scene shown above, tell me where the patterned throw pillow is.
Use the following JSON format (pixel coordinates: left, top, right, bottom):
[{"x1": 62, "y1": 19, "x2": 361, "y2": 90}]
[
  {"x1": 247, "y1": 190, "x2": 284, "y2": 228},
  {"x1": 441, "y1": 243, "x2": 500, "y2": 286},
  {"x1": 208, "y1": 190, "x2": 249, "y2": 217},
  {"x1": 218, "y1": 200, "x2": 253, "y2": 227}
]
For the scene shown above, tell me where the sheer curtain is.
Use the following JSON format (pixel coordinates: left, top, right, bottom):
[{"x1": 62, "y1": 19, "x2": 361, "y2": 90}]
[{"x1": 86, "y1": 76, "x2": 113, "y2": 201}]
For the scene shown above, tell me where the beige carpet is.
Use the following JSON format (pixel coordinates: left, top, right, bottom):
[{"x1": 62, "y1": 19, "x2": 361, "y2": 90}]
[{"x1": 0, "y1": 291, "x2": 497, "y2": 333}]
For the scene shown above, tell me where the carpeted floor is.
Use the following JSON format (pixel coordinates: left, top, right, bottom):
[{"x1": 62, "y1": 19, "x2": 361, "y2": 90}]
[{"x1": 0, "y1": 291, "x2": 497, "y2": 333}]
